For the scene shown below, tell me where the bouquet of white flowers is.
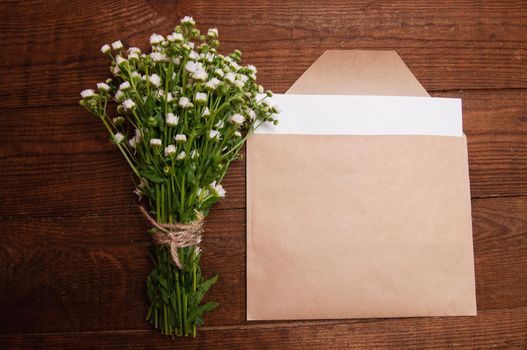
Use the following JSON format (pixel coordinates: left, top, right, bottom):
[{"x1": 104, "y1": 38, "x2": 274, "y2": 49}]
[{"x1": 80, "y1": 16, "x2": 277, "y2": 337}]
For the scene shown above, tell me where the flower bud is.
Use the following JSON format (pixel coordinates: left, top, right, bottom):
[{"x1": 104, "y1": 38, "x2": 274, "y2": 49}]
[{"x1": 147, "y1": 116, "x2": 157, "y2": 127}]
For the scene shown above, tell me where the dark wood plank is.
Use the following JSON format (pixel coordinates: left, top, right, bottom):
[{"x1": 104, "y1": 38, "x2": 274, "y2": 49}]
[
  {"x1": 0, "y1": 196, "x2": 525, "y2": 333},
  {"x1": 0, "y1": 208, "x2": 247, "y2": 333},
  {"x1": 1, "y1": 90, "x2": 525, "y2": 218},
  {"x1": 1, "y1": 1, "x2": 527, "y2": 110},
  {"x1": 0, "y1": 151, "x2": 246, "y2": 217},
  {"x1": 1, "y1": 307, "x2": 526, "y2": 349},
  {"x1": 435, "y1": 90, "x2": 527, "y2": 198}
]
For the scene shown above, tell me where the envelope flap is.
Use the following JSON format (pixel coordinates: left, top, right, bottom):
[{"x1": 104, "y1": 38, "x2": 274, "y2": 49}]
[{"x1": 286, "y1": 50, "x2": 429, "y2": 97}]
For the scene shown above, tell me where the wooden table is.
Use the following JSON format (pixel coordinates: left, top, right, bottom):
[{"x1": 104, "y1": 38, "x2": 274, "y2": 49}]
[{"x1": 1, "y1": 1, "x2": 526, "y2": 348}]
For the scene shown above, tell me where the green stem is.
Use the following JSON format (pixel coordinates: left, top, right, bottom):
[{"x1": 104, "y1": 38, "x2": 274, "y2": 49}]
[
  {"x1": 182, "y1": 273, "x2": 188, "y2": 335},
  {"x1": 175, "y1": 271, "x2": 183, "y2": 335},
  {"x1": 100, "y1": 116, "x2": 140, "y2": 177},
  {"x1": 192, "y1": 260, "x2": 197, "y2": 337}
]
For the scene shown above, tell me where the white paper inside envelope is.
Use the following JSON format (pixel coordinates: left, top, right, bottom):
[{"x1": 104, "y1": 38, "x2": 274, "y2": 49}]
[{"x1": 257, "y1": 94, "x2": 462, "y2": 137}]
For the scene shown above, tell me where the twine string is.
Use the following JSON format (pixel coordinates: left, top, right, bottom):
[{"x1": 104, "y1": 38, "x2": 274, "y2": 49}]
[{"x1": 139, "y1": 206, "x2": 203, "y2": 269}]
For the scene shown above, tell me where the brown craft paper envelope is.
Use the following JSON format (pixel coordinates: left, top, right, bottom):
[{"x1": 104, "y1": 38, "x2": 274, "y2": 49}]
[{"x1": 246, "y1": 50, "x2": 477, "y2": 320}]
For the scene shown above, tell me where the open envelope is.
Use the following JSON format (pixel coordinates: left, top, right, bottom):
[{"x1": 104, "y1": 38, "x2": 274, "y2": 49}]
[{"x1": 246, "y1": 50, "x2": 477, "y2": 320}]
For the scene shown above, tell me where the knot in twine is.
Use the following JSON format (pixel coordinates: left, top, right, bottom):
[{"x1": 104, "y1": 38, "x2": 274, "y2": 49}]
[{"x1": 139, "y1": 206, "x2": 204, "y2": 269}]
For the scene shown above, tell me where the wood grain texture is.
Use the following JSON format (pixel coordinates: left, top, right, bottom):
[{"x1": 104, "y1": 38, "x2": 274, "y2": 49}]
[
  {"x1": 1, "y1": 1, "x2": 527, "y2": 109},
  {"x1": 1, "y1": 0, "x2": 526, "y2": 348},
  {"x1": 0, "y1": 196, "x2": 526, "y2": 334},
  {"x1": 1, "y1": 308, "x2": 526, "y2": 349}
]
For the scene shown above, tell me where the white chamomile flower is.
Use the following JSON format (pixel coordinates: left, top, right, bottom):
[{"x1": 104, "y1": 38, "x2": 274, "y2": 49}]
[
  {"x1": 100, "y1": 44, "x2": 111, "y2": 54},
  {"x1": 239, "y1": 75, "x2": 249, "y2": 83},
  {"x1": 202, "y1": 107, "x2": 211, "y2": 117},
  {"x1": 149, "y1": 74, "x2": 161, "y2": 87},
  {"x1": 174, "y1": 134, "x2": 187, "y2": 142},
  {"x1": 177, "y1": 151, "x2": 186, "y2": 160},
  {"x1": 111, "y1": 40, "x2": 123, "y2": 50},
  {"x1": 181, "y1": 16, "x2": 195, "y2": 25},
  {"x1": 205, "y1": 77, "x2": 221, "y2": 90},
  {"x1": 164, "y1": 144, "x2": 177, "y2": 156},
  {"x1": 134, "y1": 128, "x2": 142, "y2": 140},
  {"x1": 214, "y1": 68, "x2": 224, "y2": 77},
  {"x1": 128, "y1": 138, "x2": 137, "y2": 148},
  {"x1": 262, "y1": 98, "x2": 273, "y2": 107},
  {"x1": 210, "y1": 181, "x2": 226, "y2": 198},
  {"x1": 113, "y1": 132, "x2": 124, "y2": 144},
  {"x1": 209, "y1": 129, "x2": 220, "y2": 140},
  {"x1": 185, "y1": 60, "x2": 203, "y2": 74},
  {"x1": 122, "y1": 99, "x2": 135, "y2": 110},
  {"x1": 234, "y1": 79, "x2": 245, "y2": 89},
  {"x1": 247, "y1": 64, "x2": 257, "y2": 73},
  {"x1": 80, "y1": 89, "x2": 95, "y2": 98},
  {"x1": 230, "y1": 61, "x2": 241, "y2": 71},
  {"x1": 128, "y1": 47, "x2": 141, "y2": 55},
  {"x1": 215, "y1": 120, "x2": 224, "y2": 129},
  {"x1": 178, "y1": 96, "x2": 193, "y2": 108},
  {"x1": 156, "y1": 89, "x2": 165, "y2": 98},
  {"x1": 112, "y1": 116, "x2": 124, "y2": 125},
  {"x1": 189, "y1": 50, "x2": 199, "y2": 60},
  {"x1": 150, "y1": 138, "x2": 162, "y2": 147},
  {"x1": 166, "y1": 112, "x2": 178, "y2": 126},
  {"x1": 132, "y1": 71, "x2": 141, "y2": 79},
  {"x1": 234, "y1": 131, "x2": 242, "y2": 137},
  {"x1": 195, "y1": 92, "x2": 207, "y2": 103},
  {"x1": 150, "y1": 34, "x2": 164, "y2": 45},
  {"x1": 128, "y1": 52, "x2": 139, "y2": 60},
  {"x1": 119, "y1": 81, "x2": 131, "y2": 90},
  {"x1": 207, "y1": 28, "x2": 218, "y2": 37},
  {"x1": 193, "y1": 69, "x2": 207, "y2": 81},
  {"x1": 247, "y1": 109, "x2": 256, "y2": 120},
  {"x1": 203, "y1": 52, "x2": 215, "y2": 63},
  {"x1": 150, "y1": 52, "x2": 167, "y2": 62},
  {"x1": 172, "y1": 32, "x2": 184, "y2": 42},
  {"x1": 115, "y1": 55, "x2": 126, "y2": 66},
  {"x1": 114, "y1": 90, "x2": 124, "y2": 101},
  {"x1": 185, "y1": 61, "x2": 195, "y2": 73},
  {"x1": 224, "y1": 72, "x2": 236, "y2": 83},
  {"x1": 97, "y1": 82, "x2": 110, "y2": 91},
  {"x1": 229, "y1": 113, "x2": 244, "y2": 125},
  {"x1": 166, "y1": 92, "x2": 174, "y2": 102},
  {"x1": 185, "y1": 61, "x2": 207, "y2": 80}
]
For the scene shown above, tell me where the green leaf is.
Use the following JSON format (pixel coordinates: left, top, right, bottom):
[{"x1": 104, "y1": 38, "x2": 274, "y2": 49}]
[
  {"x1": 193, "y1": 274, "x2": 219, "y2": 306},
  {"x1": 188, "y1": 301, "x2": 219, "y2": 323},
  {"x1": 140, "y1": 169, "x2": 165, "y2": 184},
  {"x1": 157, "y1": 276, "x2": 169, "y2": 290}
]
